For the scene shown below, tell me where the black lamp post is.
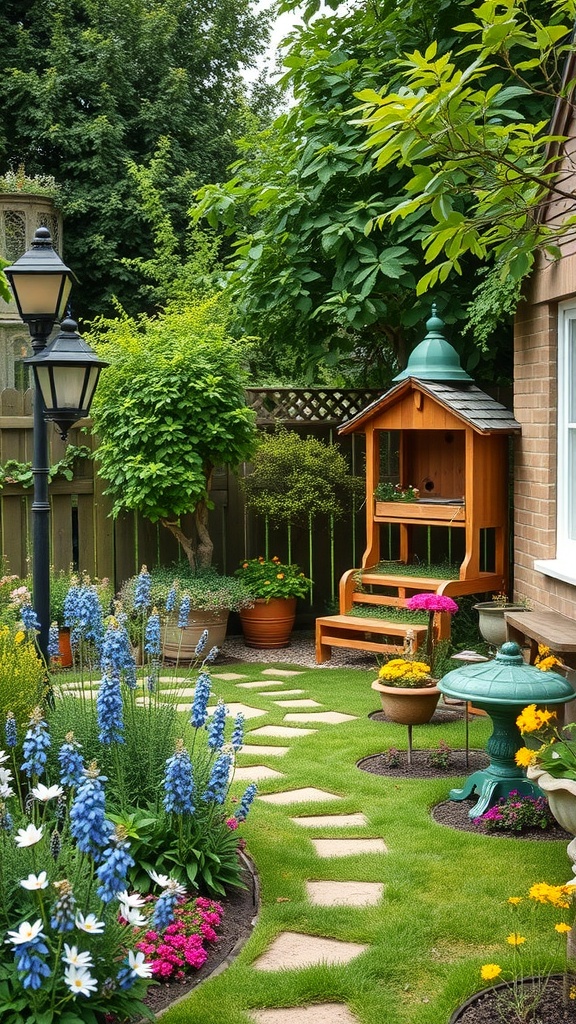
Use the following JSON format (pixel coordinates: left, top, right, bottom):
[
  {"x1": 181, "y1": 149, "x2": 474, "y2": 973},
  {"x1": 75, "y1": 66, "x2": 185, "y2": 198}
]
[{"x1": 4, "y1": 227, "x2": 108, "y2": 661}]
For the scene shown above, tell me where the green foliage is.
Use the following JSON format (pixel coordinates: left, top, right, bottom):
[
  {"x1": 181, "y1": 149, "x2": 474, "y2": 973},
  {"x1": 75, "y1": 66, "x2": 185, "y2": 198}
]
[
  {"x1": 235, "y1": 557, "x2": 312, "y2": 600},
  {"x1": 0, "y1": 0, "x2": 272, "y2": 319},
  {"x1": 0, "y1": 629, "x2": 46, "y2": 735},
  {"x1": 242, "y1": 428, "x2": 362, "y2": 523},
  {"x1": 89, "y1": 296, "x2": 257, "y2": 567},
  {"x1": 356, "y1": 1, "x2": 575, "y2": 334},
  {"x1": 0, "y1": 165, "x2": 60, "y2": 198},
  {"x1": 120, "y1": 565, "x2": 253, "y2": 615},
  {"x1": 0, "y1": 446, "x2": 92, "y2": 492}
]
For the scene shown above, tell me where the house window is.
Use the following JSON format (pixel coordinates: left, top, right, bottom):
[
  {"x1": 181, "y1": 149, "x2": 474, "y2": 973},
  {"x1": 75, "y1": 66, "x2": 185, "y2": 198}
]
[{"x1": 535, "y1": 301, "x2": 576, "y2": 584}]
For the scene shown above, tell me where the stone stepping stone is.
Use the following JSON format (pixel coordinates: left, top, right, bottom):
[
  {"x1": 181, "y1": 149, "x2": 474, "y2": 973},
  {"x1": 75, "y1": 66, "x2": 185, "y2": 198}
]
[
  {"x1": 162, "y1": 688, "x2": 196, "y2": 697},
  {"x1": 250, "y1": 725, "x2": 317, "y2": 738},
  {"x1": 240, "y1": 744, "x2": 290, "y2": 757},
  {"x1": 237, "y1": 680, "x2": 288, "y2": 689},
  {"x1": 252, "y1": 1005, "x2": 359, "y2": 1024},
  {"x1": 253, "y1": 931, "x2": 368, "y2": 971},
  {"x1": 211, "y1": 672, "x2": 247, "y2": 680},
  {"x1": 158, "y1": 676, "x2": 192, "y2": 683},
  {"x1": 234, "y1": 765, "x2": 284, "y2": 782},
  {"x1": 259, "y1": 788, "x2": 341, "y2": 806},
  {"x1": 262, "y1": 669, "x2": 303, "y2": 677},
  {"x1": 290, "y1": 813, "x2": 369, "y2": 829},
  {"x1": 258, "y1": 689, "x2": 305, "y2": 697},
  {"x1": 306, "y1": 881, "x2": 384, "y2": 907},
  {"x1": 274, "y1": 699, "x2": 321, "y2": 708},
  {"x1": 207, "y1": 703, "x2": 267, "y2": 719},
  {"x1": 312, "y1": 838, "x2": 387, "y2": 857},
  {"x1": 284, "y1": 712, "x2": 357, "y2": 725}
]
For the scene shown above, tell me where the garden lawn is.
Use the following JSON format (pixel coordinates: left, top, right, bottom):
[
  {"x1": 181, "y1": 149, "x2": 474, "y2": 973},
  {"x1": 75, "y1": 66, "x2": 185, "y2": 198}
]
[{"x1": 154, "y1": 662, "x2": 571, "y2": 1024}]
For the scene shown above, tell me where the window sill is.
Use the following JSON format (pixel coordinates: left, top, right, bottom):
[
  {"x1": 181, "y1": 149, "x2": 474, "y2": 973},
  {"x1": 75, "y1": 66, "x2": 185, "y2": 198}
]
[{"x1": 534, "y1": 559, "x2": 576, "y2": 587}]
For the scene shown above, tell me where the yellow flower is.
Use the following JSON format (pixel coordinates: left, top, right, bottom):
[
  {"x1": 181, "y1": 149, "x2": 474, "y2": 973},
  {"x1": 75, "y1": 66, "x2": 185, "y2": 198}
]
[
  {"x1": 570, "y1": 986, "x2": 576, "y2": 1000},
  {"x1": 516, "y1": 705, "x2": 555, "y2": 733},
  {"x1": 14, "y1": 630, "x2": 25, "y2": 644},
  {"x1": 481, "y1": 964, "x2": 502, "y2": 980},
  {"x1": 507, "y1": 897, "x2": 522, "y2": 906},
  {"x1": 528, "y1": 883, "x2": 571, "y2": 909},
  {"x1": 555, "y1": 923, "x2": 572, "y2": 933},
  {"x1": 514, "y1": 747, "x2": 536, "y2": 768},
  {"x1": 276, "y1": 573, "x2": 285, "y2": 580},
  {"x1": 506, "y1": 933, "x2": 526, "y2": 946}
]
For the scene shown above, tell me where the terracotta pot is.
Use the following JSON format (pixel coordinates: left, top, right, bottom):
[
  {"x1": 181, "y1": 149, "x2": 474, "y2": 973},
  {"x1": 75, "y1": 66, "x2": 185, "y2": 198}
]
[
  {"x1": 50, "y1": 626, "x2": 73, "y2": 669},
  {"x1": 239, "y1": 597, "x2": 297, "y2": 649},
  {"x1": 473, "y1": 602, "x2": 526, "y2": 646},
  {"x1": 162, "y1": 609, "x2": 229, "y2": 662},
  {"x1": 371, "y1": 679, "x2": 440, "y2": 725}
]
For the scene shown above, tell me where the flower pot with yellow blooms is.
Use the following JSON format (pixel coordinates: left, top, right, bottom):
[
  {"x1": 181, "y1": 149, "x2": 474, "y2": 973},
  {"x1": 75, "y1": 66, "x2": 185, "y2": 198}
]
[{"x1": 235, "y1": 557, "x2": 312, "y2": 649}]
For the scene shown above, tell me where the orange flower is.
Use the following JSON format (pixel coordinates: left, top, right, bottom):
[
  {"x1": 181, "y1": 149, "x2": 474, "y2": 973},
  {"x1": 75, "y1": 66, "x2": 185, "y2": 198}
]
[{"x1": 276, "y1": 573, "x2": 285, "y2": 580}]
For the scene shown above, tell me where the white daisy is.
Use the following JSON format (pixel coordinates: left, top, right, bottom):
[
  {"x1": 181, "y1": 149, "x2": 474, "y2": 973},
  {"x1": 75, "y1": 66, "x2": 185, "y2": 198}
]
[
  {"x1": 120, "y1": 905, "x2": 147, "y2": 927},
  {"x1": 127, "y1": 950, "x2": 153, "y2": 978},
  {"x1": 20, "y1": 871, "x2": 49, "y2": 890},
  {"x1": 0, "y1": 783, "x2": 14, "y2": 799},
  {"x1": 75, "y1": 912, "x2": 105, "y2": 934},
  {"x1": 116, "y1": 889, "x2": 146, "y2": 908},
  {"x1": 7, "y1": 919, "x2": 44, "y2": 945},
  {"x1": 0, "y1": 767, "x2": 13, "y2": 785},
  {"x1": 63, "y1": 944, "x2": 94, "y2": 968},
  {"x1": 32, "y1": 782, "x2": 64, "y2": 802},
  {"x1": 64, "y1": 964, "x2": 98, "y2": 997},
  {"x1": 15, "y1": 823, "x2": 43, "y2": 847},
  {"x1": 147, "y1": 869, "x2": 170, "y2": 888},
  {"x1": 0, "y1": 751, "x2": 9, "y2": 766}
]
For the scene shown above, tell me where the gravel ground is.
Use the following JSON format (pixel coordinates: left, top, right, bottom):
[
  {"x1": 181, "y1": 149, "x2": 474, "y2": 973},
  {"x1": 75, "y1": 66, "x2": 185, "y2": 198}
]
[{"x1": 219, "y1": 630, "x2": 378, "y2": 670}]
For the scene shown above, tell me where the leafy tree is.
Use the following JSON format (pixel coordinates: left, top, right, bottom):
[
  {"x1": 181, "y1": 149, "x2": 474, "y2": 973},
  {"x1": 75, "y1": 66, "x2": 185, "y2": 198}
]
[
  {"x1": 194, "y1": 0, "x2": 556, "y2": 386},
  {"x1": 88, "y1": 297, "x2": 257, "y2": 568},
  {"x1": 356, "y1": 0, "x2": 576, "y2": 344},
  {"x1": 0, "y1": 0, "x2": 271, "y2": 318}
]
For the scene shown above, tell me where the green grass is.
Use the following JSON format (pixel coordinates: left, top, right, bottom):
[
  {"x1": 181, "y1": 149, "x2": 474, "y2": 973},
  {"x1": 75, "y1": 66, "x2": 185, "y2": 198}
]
[{"x1": 151, "y1": 662, "x2": 572, "y2": 1024}]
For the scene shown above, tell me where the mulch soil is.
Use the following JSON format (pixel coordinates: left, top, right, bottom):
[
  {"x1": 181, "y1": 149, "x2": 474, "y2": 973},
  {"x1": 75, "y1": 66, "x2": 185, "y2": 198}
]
[
  {"x1": 451, "y1": 977, "x2": 576, "y2": 1022},
  {"x1": 140, "y1": 859, "x2": 258, "y2": 1019}
]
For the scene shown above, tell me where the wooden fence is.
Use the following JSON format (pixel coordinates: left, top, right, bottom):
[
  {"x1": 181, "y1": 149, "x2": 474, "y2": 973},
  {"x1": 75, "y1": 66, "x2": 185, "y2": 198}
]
[{"x1": 0, "y1": 388, "x2": 380, "y2": 619}]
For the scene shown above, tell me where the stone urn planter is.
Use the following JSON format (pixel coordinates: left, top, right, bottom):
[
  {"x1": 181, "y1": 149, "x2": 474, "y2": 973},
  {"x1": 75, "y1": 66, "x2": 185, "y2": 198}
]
[
  {"x1": 473, "y1": 601, "x2": 526, "y2": 646},
  {"x1": 163, "y1": 609, "x2": 229, "y2": 662},
  {"x1": 371, "y1": 679, "x2": 441, "y2": 725},
  {"x1": 239, "y1": 597, "x2": 297, "y2": 649}
]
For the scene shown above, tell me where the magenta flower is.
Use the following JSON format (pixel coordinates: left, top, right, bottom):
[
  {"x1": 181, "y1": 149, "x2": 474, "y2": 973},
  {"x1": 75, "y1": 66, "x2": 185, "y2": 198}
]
[{"x1": 406, "y1": 593, "x2": 458, "y2": 614}]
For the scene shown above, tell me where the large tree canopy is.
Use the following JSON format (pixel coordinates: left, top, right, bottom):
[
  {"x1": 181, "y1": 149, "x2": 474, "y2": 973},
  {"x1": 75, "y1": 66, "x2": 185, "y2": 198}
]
[
  {"x1": 0, "y1": 0, "x2": 272, "y2": 318},
  {"x1": 194, "y1": 0, "x2": 560, "y2": 387}
]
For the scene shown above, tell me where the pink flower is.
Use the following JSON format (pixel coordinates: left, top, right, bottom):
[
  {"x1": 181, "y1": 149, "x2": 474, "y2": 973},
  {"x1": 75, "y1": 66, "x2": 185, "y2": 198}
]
[
  {"x1": 201, "y1": 923, "x2": 218, "y2": 943},
  {"x1": 226, "y1": 817, "x2": 239, "y2": 830},
  {"x1": 406, "y1": 593, "x2": 458, "y2": 614}
]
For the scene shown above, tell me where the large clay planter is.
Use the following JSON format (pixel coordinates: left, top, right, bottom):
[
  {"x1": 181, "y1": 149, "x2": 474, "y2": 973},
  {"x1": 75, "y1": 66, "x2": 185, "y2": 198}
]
[
  {"x1": 51, "y1": 626, "x2": 73, "y2": 669},
  {"x1": 239, "y1": 597, "x2": 297, "y2": 649},
  {"x1": 162, "y1": 609, "x2": 229, "y2": 662},
  {"x1": 527, "y1": 765, "x2": 576, "y2": 884},
  {"x1": 371, "y1": 679, "x2": 440, "y2": 725}
]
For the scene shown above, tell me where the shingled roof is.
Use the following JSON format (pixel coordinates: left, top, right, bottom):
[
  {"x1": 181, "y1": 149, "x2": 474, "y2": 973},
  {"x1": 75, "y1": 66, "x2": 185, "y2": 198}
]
[{"x1": 339, "y1": 377, "x2": 521, "y2": 435}]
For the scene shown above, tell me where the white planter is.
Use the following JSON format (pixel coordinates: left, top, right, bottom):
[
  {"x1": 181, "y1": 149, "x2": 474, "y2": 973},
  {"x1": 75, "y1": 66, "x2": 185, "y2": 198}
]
[{"x1": 527, "y1": 765, "x2": 576, "y2": 882}]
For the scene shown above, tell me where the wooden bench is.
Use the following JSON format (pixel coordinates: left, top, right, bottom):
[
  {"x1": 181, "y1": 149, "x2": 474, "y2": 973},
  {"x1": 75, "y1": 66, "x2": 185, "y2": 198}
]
[
  {"x1": 315, "y1": 613, "x2": 428, "y2": 664},
  {"x1": 505, "y1": 610, "x2": 576, "y2": 666}
]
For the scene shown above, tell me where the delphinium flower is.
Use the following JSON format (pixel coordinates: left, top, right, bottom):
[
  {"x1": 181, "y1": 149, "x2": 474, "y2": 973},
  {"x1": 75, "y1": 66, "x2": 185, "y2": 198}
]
[
  {"x1": 21, "y1": 603, "x2": 41, "y2": 633},
  {"x1": 231, "y1": 713, "x2": 244, "y2": 752},
  {"x1": 117, "y1": 950, "x2": 153, "y2": 989},
  {"x1": 96, "y1": 825, "x2": 135, "y2": 903},
  {"x1": 195, "y1": 629, "x2": 208, "y2": 656},
  {"x1": 207, "y1": 700, "x2": 227, "y2": 750},
  {"x1": 0, "y1": 800, "x2": 13, "y2": 832},
  {"x1": 190, "y1": 671, "x2": 211, "y2": 729},
  {"x1": 50, "y1": 827, "x2": 62, "y2": 860},
  {"x1": 144, "y1": 609, "x2": 161, "y2": 657},
  {"x1": 21, "y1": 707, "x2": 51, "y2": 779},
  {"x1": 205, "y1": 646, "x2": 219, "y2": 664},
  {"x1": 202, "y1": 753, "x2": 232, "y2": 805},
  {"x1": 96, "y1": 670, "x2": 125, "y2": 745},
  {"x1": 100, "y1": 618, "x2": 136, "y2": 688},
  {"x1": 163, "y1": 740, "x2": 195, "y2": 814},
  {"x1": 58, "y1": 732, "x2": 85, "y2": 789},
  {"x1": 47, "y1": 622, "x2": 60, "y2": 658},
  {"x1": 134, "y1": 565, "x2": 152, "y2": 612},
  {"x1": 51, "y1": 879, "x2": 77, "y2": 932},
  {"x1": 152, "y1": 880, "x2": 185, "y2": 931},
  {"x1": 77, "y1": 581, "x2": 104, "y2": 648},
  {"x1": 7, "y1": 919, "x2": 51, "y2": 990},
  {"x1": 5, "y1": 711, "x2": 17, "y2": 749},
  {"x1": 178, "y1": 594, "x2": 190, "y2": 629},
  {"x1": 69, "y1": 761, "x2": 112, "y2": 857},
  {"x1": 147, "y1": 663, "x2": 159, "y2": 693},
  {"x1": 234, "y1": 782, "x2": 257, "y2": 822},
  {"x1": 165, "y1": 583, "x2": 177, "y2": 613}
]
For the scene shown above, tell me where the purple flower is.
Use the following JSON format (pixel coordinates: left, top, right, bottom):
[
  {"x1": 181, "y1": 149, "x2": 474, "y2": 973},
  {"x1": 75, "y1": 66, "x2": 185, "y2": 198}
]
[{"x1": 8, "y1": 925, "x2": 50, "y2": 990}]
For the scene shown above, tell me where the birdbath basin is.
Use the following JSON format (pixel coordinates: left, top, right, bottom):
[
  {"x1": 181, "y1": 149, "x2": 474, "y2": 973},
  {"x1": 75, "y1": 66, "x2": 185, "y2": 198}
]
[{"x1": 438, "y1": 641, "x2": 575, "y2": 818}]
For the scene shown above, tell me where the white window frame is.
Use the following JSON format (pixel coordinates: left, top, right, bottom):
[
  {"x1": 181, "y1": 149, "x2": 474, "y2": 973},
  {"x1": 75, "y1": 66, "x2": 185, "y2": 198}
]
[{"x1": 535, "y1": 300, "x2": 576, "y2": 584}]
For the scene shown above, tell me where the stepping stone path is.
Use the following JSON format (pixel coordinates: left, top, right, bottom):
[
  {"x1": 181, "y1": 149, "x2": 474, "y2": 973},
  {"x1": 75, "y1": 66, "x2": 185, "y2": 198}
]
[
  {"x1": 250, "y1": 725, "x2": 317, "y2": 738},
  {"x1": 234, "y1": 766, "x2": 284, "y2": 782},
  {"x1": 211, "y1": 672, "x2": 247, "y2": 680},
  {"x1": 311, "y1": 838, "x2": 388, "y2": 857},
  {"x1": 290, "y1": 813, "x2": 368, "y2": 828},
  {"x1": 259, "y1": 788, "x2": 342, "y2": 805},
  {"x1": 306, "y1": 881, "x2": 384, "y2": 907},
  {"x1": 207, "y1": 703, "x2": 267, "y2": 719},
  {"x1": 252, "y1": 1005, "x2": 359, "y2": 1024},
  {"x1": 237, "y1": 680, "x2": 289, "y2": 689},
  {"x1": 273, "y1": 698, "x2": 322, "y2": 708},
  {"x1": 261, "y1": 669, "x2": 303, "y2": 676},
  {"x1": 240, "y1": 744, "x2": 289, "y2": 757},
  {"x1": 257, "y1": 689, "x2": 305, "y2": 696},
  {"x1": 253, "y1": 932, "x2": 368, "y2": 971}
]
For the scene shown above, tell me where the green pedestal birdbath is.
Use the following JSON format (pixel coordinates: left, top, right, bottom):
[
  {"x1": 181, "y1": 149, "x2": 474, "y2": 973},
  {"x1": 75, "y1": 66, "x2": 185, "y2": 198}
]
[{"x1": 438, "y1": 641, "x2": 576, "y2": 818}]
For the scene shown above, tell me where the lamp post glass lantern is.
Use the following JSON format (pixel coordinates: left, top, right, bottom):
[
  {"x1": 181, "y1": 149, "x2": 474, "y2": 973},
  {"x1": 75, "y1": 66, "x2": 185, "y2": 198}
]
[{"x1": 4, "y1": 227, "x2": 108, "y2": 659}]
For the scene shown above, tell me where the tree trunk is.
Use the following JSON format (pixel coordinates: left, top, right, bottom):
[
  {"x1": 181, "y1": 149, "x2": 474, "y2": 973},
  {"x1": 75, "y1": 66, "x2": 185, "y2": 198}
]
[
  {"x1": 194, "y1": 497, "x2": 213, "y2": 568},
  {"x1": 160, "y1": 518, "x2": 197, "y2": 569}
]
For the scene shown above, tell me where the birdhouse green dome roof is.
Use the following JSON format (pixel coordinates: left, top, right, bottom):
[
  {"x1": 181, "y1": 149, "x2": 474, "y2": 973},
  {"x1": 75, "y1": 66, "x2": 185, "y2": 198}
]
[
  {"x1": 393, "y1": 305, "x2": 473, "y2": 383},
  {"x1": 439, "y1": 642, "x2": 575, "y2": 706}
]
